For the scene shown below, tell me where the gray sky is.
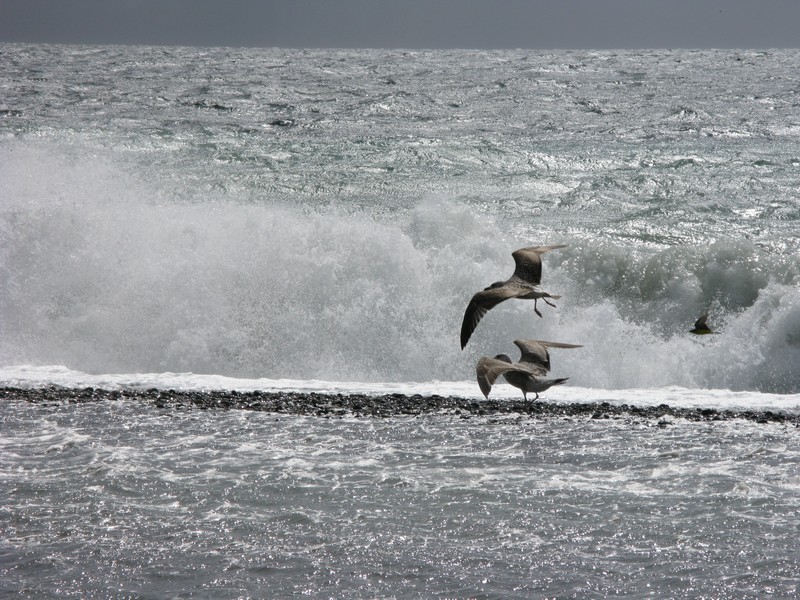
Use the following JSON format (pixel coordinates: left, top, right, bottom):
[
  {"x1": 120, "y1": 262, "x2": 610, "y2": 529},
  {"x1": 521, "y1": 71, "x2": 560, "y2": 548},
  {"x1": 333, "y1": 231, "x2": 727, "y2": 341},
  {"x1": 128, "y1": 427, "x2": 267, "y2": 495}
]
[{"x1": 2, "y1": 0, "x2": 799, "y2": 49}]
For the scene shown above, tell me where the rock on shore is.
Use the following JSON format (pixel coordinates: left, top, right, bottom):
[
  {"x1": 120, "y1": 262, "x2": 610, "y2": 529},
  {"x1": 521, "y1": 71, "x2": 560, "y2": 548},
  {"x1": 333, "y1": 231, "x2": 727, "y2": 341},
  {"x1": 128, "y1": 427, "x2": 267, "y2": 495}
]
[{"x1": 1, "y1": 386, "x2": 797, "y2": 425}]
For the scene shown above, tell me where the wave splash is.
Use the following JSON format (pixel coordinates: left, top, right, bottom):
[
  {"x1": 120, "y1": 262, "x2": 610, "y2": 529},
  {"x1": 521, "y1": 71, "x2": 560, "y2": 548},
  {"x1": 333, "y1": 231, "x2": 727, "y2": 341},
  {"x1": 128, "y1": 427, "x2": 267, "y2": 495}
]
[{"x1": 2, "y1": 144, "x2": 799, "y2": 392}]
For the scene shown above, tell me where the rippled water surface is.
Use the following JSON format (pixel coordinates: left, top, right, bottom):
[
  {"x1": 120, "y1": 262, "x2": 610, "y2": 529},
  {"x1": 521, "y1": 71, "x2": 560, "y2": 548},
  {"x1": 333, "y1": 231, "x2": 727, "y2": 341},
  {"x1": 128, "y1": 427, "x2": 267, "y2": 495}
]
[
  {"x1": 3, "y1": 45, "x2": 800, "y2": 598},
  {"x1": 3, "y1": 399, "x2": 799, "y2": 598},
  {"x1": 2, "y1": 45, "x2": 800, "y2": 390}
]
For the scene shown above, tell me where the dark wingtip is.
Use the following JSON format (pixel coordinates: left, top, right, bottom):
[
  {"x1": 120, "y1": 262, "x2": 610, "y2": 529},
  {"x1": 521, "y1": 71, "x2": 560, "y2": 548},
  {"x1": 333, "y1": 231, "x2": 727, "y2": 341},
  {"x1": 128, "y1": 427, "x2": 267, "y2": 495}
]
[{"x1": 460, "y1": 311, "x2": 474, "y2": 349}]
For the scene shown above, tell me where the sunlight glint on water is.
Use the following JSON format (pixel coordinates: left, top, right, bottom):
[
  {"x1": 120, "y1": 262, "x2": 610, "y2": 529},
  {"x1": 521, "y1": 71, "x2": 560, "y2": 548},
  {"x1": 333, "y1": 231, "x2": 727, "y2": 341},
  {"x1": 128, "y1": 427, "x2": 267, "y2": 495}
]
[{"x1": 2, "y1": 45, "x2": 800, "y2": 598}]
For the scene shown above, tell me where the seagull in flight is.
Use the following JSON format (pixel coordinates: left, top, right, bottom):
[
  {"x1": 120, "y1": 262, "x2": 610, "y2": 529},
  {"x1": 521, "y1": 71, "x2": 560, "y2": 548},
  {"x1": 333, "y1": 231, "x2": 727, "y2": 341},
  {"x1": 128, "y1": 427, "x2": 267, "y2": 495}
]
[{"x1": 460, "y1": 245, "x2": 566, "y2": 349}]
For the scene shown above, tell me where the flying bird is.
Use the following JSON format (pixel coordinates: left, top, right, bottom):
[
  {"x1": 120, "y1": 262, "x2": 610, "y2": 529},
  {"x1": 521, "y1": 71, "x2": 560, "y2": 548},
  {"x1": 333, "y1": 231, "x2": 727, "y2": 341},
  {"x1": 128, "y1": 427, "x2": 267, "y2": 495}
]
[
  {"x1": 689, "y1": 314, "x2": 717, "y2": 335},
  {"x1": 460, "y1": 244, "x2": 566, "y2": 349},
  {"x1": 476, "y1": 355, "x2": 568, "y2": 401}
]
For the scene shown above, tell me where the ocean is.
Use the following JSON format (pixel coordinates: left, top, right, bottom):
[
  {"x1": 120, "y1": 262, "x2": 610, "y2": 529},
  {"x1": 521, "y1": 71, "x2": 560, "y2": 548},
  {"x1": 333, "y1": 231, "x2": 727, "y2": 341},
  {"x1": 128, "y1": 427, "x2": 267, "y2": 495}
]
[{"x1": 1, "y1": 44, "x2": 799, "y2": 598}]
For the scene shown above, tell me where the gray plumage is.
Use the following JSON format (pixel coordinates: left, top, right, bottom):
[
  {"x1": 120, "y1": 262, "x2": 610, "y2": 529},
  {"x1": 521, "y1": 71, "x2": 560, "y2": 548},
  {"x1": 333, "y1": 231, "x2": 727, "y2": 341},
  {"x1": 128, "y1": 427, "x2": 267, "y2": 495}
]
[
  {"x1": 476, "y1": 339, "x2": 582, "y2": 400},
  {"x1": 512, "y1": 338, "x2": 583, "y2": 374},
  {"x1": 476, "y1": 356, "x2": 542, "y2": 399},
  {"x1": 460, "y1": 245, "x2": 566, "y2": 349}
]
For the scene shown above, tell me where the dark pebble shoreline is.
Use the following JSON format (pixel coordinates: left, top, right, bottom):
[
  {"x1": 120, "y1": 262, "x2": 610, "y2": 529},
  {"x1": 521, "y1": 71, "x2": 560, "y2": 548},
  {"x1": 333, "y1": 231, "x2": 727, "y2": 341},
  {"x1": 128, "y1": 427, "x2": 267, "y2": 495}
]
[{"x1": 2, "y1": 385, "x2": 798, "y2": 425}]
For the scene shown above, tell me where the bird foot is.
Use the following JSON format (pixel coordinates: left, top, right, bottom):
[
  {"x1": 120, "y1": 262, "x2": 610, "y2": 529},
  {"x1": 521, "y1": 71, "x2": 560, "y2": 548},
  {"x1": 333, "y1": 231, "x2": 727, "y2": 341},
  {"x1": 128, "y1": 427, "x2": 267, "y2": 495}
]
[{"x1": 543, "y1": 297, "x2": 557, "y2": 308}]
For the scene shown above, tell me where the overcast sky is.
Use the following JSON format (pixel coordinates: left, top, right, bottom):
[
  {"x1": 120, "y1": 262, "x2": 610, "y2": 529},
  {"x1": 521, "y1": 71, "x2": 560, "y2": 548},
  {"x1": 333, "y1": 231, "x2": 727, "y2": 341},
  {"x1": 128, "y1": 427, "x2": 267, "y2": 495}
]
[{"x1": 2, "y1": 0, "x2": 799, "y2": 49}]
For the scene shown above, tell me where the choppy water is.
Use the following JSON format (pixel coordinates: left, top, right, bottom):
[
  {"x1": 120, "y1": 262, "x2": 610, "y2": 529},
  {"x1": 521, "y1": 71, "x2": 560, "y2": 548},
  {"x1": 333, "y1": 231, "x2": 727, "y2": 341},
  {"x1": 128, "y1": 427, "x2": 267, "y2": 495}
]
[
  {"x1": 3, "y1": 398, "x2": 800, "y2": 599},
  {"x1": 2, "y1": 45, "x2": 800, "y2": 390},
  {"x1": 2, "y1": 44, "x2": 800, "y2": 598}
]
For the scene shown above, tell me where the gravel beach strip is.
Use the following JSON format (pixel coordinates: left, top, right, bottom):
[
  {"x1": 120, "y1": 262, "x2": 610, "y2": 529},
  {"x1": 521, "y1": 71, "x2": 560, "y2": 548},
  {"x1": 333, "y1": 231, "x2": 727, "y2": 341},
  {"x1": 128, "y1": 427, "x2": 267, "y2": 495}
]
[{"x1": 2, "y1": 386, "x2": 797, "y2": 425}]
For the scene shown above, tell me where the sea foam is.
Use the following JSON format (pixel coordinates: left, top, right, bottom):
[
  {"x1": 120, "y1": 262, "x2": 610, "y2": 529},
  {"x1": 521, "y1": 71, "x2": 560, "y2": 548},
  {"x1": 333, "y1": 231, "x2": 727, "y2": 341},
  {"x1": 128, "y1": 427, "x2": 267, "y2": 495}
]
[{"x1": 2, "y1": 142, "x2": 799, "y2": 392}]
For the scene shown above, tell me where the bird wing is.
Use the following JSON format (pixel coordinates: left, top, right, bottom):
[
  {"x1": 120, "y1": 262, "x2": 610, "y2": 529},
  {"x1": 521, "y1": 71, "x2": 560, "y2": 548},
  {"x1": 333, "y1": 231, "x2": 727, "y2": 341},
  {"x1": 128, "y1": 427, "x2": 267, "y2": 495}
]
[
  {"x1": 513, "y1": 339, "x2": 583, "y2": 372},
  {"x1": 511, "y1": 244, "x2": 567, "y2": 285},
  {"x1": 460, "y1": 283, "x2": 531, "y2": 349},
  {"x1": 476, "y1": 357, "x2": 538, "y2": 398},
  {"x1": 512, "y1": 339, "x2": 551, "y2": 372}
]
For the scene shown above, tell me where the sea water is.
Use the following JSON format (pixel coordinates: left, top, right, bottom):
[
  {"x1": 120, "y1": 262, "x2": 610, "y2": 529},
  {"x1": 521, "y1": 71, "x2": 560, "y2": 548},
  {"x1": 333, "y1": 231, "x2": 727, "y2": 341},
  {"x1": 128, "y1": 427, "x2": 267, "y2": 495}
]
[{"x1": 2, "y1": 44, "x2": 800, "y2": 598}]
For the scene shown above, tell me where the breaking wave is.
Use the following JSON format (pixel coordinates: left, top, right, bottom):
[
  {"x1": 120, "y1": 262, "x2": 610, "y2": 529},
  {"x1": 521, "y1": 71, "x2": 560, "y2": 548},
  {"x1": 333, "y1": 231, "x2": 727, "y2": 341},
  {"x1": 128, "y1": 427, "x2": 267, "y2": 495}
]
[{"x1": 2, "y1": 144, "x2": 799, "y2": 393}]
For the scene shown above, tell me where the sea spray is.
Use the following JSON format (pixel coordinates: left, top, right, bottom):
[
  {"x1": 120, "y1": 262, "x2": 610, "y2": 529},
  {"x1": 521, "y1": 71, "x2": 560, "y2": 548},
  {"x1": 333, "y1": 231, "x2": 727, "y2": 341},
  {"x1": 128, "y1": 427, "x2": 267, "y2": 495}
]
[
  {"x1": 5, "y1": 46, "x2": 800, "y2": 600},
  {"x1": 3, "y1": 45, "x2": 800, "y2": 393},
  {"x1": 2, "y1": 148, "x2": 798, "y2": 391}
]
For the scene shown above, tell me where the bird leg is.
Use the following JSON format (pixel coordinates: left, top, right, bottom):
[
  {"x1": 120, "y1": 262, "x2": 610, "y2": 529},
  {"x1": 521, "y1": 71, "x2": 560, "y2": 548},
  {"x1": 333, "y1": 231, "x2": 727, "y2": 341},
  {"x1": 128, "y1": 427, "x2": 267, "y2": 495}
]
[
  {"x1": 542, "y1": 297, "x2": 558, "y2": 308},
  {"x1": 533, "y1": 299, "x2": 543, "y2": 318}
]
